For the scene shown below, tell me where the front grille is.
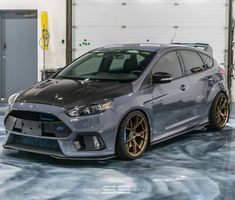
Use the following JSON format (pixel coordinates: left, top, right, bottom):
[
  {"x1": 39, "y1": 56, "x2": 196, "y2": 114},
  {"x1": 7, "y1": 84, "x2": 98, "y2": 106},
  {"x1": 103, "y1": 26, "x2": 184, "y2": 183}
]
[
  {"x1": 8, "y1": 134, "x2": 62, "y2": 154},
  {"x1": 6, "y1": 111, "x2": 71, "y2": 138},
  {"x1": 9, "y1": 111, "x2": 60, "y2": 122}
]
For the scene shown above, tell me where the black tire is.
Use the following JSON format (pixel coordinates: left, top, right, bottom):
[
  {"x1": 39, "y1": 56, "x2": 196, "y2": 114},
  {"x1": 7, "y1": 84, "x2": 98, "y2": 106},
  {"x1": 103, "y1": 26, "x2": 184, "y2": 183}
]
[
  {"x1": 208, "y1": 93, "x2": 230, "y2": 131},
  {"x1": 116, "y1": 111, "x2": 149, "y2": 160}
]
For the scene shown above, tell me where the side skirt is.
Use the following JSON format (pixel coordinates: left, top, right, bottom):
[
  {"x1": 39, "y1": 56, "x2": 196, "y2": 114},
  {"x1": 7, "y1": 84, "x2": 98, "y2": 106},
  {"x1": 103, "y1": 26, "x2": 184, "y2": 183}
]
[{"x1": 150, "y1": 123, "x2": 209, "y2": 146}]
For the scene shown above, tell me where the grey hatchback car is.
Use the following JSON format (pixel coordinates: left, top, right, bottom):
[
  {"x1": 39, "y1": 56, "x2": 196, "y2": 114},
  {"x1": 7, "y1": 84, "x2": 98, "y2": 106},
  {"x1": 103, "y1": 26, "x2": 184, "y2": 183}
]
[{"x1": 3, "y1": 43, "x2": 230, "y2": 160}]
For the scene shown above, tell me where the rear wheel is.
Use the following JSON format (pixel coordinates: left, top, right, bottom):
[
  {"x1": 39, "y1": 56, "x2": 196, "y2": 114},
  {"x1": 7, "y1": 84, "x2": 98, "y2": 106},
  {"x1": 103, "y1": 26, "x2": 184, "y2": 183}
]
[
  {"x1": 208, "y1": 93, "x2": 229, "y2": 130},
  {"x1": 116, "y1": 111, "x2": 149, "y2": 160}
]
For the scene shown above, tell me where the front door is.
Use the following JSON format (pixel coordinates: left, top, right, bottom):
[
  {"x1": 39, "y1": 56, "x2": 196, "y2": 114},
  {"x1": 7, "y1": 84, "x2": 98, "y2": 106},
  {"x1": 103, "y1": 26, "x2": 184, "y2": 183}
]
[{"x1": 0, "y1": 11, "x2": 38, "y2": 98}]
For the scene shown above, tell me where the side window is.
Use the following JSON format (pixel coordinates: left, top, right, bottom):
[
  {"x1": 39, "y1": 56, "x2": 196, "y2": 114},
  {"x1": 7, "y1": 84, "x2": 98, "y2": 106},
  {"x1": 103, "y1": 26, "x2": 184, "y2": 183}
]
[
  {"x1": 137, "y1": 54, "x2": 145, "y2": 63},
  {"x1": 153, "y1": 51, "x2": 183, "y2": 79},
  {"x1": 180, "y1": 51, "x2": 205, "y2": 74},
  {"x1": 200, "y1": 53, "x2": 214, "y2": 68},
  {"x1": 110, "y1": 54, "x2": 130, "y2": 70}
]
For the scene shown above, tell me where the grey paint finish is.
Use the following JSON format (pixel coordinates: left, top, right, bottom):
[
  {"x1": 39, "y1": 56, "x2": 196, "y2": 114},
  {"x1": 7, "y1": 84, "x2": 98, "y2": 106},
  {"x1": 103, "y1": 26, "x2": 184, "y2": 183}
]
[
  {"x1": 0, "y1": 13, "x2": 3, "y2": 98},
  {"x1": 0, "y1": 11, "x2": 37, "y2": 98},
  {"x1": 2, "y1": 44, "x2": 229, "y2": 159},
  {"x1": 1, "y1": 106, "x2": 235, "y2": 199},
  {"x1": 152, "y1": 76, "x2": 192, "y2": 135}
]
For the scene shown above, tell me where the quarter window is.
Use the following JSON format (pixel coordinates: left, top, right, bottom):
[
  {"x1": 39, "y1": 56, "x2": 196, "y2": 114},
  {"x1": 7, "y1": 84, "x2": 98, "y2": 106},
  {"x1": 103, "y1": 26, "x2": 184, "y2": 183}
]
[
  {"x1": 153, "y1": 51, "x2": 183, "y2": 79},
  {"x1": 180, "y1": 51, "x2": 205, "y2": 75},
  {"x1": 200, "y1": 53, "x2": 214, "y2": 68}
]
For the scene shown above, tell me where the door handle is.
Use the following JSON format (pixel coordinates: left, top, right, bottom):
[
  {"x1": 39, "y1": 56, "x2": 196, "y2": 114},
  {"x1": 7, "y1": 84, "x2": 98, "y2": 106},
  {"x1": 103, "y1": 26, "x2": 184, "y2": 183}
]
[{"x1": 180, "y1": 84, "x2": 187, "y2": 91}]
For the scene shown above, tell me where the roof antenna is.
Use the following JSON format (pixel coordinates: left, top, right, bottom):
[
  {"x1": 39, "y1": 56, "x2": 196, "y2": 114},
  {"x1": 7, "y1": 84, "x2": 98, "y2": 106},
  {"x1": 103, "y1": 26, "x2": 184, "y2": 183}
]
[{"x1": 170, "y1": 33, "x2": 177, "y2": 44}]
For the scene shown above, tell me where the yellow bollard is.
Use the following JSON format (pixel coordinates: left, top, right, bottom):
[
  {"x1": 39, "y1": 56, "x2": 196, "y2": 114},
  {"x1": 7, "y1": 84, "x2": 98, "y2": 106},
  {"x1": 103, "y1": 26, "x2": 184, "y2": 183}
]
[{"x1": 41, "y1": 11, "x2": 49, "y2": 50}]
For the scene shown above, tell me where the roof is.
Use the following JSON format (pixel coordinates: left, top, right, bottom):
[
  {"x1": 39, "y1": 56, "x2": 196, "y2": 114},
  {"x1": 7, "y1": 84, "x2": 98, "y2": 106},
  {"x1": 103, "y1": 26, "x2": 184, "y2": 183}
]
[
  {"x1": 95, "y1": 43, "x2": 213, "y2": 55},
  {"x1": 96, "y1": 43, "x2": 167, "y2": 52}
]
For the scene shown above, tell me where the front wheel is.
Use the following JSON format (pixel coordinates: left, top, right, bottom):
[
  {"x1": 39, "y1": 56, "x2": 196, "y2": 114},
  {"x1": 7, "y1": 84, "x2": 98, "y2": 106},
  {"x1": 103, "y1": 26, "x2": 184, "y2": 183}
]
[
  {"x1": 116, "y1": 111, "x2": 149, "y2": 160},
  {"x1": 208, "y1": 93, "x2": 230, "y2": 131}
]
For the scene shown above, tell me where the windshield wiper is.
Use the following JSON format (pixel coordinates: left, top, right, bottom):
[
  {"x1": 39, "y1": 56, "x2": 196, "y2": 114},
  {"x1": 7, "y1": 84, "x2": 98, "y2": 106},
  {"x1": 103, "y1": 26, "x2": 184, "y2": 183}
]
[{"x1": 56, "y1": 75, "x2": 86, "y2": 80}]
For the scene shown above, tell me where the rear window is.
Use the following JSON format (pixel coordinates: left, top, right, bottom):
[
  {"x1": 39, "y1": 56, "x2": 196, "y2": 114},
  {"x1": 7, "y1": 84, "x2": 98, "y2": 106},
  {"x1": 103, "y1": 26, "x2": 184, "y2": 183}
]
[
  {"x1": 200, "y1": 53, "x2": 214, "y2": 68},
  {"x1": 180, "y1": 50, "x2": 206, "y2": 75}
]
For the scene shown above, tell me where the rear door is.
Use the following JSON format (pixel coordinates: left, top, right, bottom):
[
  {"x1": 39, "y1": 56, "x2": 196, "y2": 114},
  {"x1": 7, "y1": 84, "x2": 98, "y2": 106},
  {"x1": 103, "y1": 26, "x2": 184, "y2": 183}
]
[
  {"x1": 152, "y1": 51, "x2": 194, "y2": 139},
  {"x1": 179, "y1": 50, "x2": 212, "y2": 121}
]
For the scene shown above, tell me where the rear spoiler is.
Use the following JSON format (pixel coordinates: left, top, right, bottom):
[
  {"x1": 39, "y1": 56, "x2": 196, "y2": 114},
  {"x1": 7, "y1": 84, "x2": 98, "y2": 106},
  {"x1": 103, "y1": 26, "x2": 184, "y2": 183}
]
[{"x1": 172, "y1": 43, "x2": 213, "y2": 56}]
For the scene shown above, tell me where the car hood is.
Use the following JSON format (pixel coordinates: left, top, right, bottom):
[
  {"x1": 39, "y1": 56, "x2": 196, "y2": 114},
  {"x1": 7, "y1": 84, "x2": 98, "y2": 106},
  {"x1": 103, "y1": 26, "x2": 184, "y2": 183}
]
[{"x1": 16, "y1": 78, "x2": 133, "y2": 109}]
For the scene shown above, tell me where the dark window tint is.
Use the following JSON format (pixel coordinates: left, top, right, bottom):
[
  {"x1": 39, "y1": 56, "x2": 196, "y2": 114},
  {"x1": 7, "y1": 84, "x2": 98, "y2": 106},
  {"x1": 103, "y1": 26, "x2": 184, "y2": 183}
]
[
  {"x1": 200, "y1": 53, "x2": 214, "y2": 68},
  {"x1": 56, "y1": 50, "x2": 155, "y2": 82},
  {"x1": 153, "y1": 51, "x2": 182, "y2": 79},
  {"x1": 110, "y1": 54, "x2": 130, "y2": 70},
  {"x1": 180, "y1": 51, "x2": 205, "y2": 74},
  {"x1": 71, "y1": 56, "x2": 102, "y2": 75}
]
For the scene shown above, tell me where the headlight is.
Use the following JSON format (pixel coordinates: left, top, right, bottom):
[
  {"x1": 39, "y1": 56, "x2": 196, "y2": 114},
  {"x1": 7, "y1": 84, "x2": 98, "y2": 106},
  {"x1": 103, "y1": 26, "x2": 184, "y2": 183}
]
[
  {"x1": 66, "y1": 100, "x2": 112, "y2": 117},
  {"x1": 8, "y1": 93, "x2": 20, "y2": 107}
]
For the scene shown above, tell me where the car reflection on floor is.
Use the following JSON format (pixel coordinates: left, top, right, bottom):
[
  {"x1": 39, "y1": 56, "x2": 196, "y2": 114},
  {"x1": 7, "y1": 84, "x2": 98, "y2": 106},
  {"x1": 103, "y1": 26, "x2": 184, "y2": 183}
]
[{"x1": 0, "y1": 105, "x2": 235, "y2": 200}]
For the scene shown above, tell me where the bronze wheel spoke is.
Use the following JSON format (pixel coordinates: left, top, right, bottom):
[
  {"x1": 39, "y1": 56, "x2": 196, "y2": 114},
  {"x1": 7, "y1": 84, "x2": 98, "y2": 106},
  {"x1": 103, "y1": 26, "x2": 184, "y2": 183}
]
[
  {"x1": 125, "y1": 140, "x2": 132, "y2": 151},
  {"x1": 126, "y1": 119, "x2": 134, "y2": 130},
  {"x1": 125, "y1": 138, "x2": 131, "y2": 144},
  {"x1": 219, "y1": 97, "x2": 224, "y2": 107},
  {"x1": 133, "y1": 141, "x2": 137, "y2": 154},
  {"x1": 135, "y1": 130, "x2": 147, "y2": 141},
  {"x1": 132, "y1": 117, "x2": 143, "y2": 130},
  {"x1": 220, "y1": 113, "x2": 226, "y2": 120},
  {"x1": 133, "y1": 140, "x2": 142, "y2": 151},
  {"x1": 135, "y1": 116, "x2": 139, "y2": 125},
  {"x1": 221, "y1": 99, "x2": 227, "y2": 109}
]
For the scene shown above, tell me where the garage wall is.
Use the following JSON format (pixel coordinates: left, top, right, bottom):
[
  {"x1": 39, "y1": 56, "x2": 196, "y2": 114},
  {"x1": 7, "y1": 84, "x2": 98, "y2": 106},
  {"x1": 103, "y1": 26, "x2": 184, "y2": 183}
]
[
  {"x1": 0, "y1": 0, "x2": 66, "y2": 81},
  {"x1": 72, "y1": 0, "x2": 229, "y2": 67}
]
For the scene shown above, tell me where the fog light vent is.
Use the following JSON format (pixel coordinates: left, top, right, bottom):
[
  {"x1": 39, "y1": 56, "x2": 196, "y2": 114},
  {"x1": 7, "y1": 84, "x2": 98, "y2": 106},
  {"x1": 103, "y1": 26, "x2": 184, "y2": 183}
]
[
  {"x1": 74, "y1": 135, "x2": 105, "y2": 151},
  {"x1": 73, "y1": 141, "x2": 81, "y2": 150},
  {"x1": 93, "y1": 136, "x2": 100, "y2": 150}
]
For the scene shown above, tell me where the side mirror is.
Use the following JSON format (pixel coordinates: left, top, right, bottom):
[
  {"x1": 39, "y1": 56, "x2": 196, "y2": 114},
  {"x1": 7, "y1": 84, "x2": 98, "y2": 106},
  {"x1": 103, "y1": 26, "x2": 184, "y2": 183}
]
[{"x1": 152, "y1": 72, "x2": 173, "y2": 84}]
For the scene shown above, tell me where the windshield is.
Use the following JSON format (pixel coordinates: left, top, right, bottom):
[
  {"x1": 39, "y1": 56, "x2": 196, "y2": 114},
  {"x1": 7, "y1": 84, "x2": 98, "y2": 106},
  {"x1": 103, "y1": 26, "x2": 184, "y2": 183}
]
[{"x1": 56, "y1": 49, "x2": 155, "y2": 82}]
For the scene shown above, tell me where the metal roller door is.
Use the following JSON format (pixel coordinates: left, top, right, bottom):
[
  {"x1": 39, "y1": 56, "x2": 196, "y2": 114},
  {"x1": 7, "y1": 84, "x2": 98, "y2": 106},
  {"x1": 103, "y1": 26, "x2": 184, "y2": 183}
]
[{"x1": 72, "y1": 0, "x2": 228, "y2": 66}]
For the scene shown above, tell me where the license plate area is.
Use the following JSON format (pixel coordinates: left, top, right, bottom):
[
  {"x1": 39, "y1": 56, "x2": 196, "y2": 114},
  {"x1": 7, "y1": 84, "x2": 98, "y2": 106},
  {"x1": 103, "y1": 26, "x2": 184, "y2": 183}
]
[{"x1": 22, "y1": 120, "x2": 42, "y2": 136}]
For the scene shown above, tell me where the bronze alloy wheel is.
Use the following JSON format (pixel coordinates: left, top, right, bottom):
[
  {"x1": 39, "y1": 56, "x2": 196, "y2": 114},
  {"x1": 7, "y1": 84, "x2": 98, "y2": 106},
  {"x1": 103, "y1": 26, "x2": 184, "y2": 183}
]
[
  {"x1": 124, "y1": 114, "x2": 148, "y2": 157},
  {"x1": 215, "y1": 95, "x2": 229, "y2": 127},
  {"x1": 209, "y1": 93, "x2": 230, "y2": 131}
]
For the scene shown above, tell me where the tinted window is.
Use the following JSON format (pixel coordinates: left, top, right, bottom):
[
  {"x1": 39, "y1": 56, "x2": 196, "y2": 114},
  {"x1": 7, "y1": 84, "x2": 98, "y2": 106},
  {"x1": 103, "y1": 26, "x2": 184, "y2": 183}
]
[
  {"x1": 180, "y1": 51, "x2": 205, "y2": 74},
  {"x1": 71, "y1": 56, "x2": 102, "y2": 75},
  {"x1": 56, "y1": 50, "x2": 155, "y2": 82},
  {"x1": 110, "y1": 54, "x2": 130, "y2": 70},
  {"x1": 200, "y1": 53, "x2": 214, "y2": 68},
  {"x1": 153, "y1": 51, "x2": 183, "y2": 79}
]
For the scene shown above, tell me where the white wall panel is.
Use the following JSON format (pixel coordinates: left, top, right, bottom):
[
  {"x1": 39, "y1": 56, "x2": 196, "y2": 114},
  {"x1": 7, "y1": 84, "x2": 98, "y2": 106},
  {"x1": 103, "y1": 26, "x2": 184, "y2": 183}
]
[
  {"x1": 73, "y1": 0, "x2": 228, "y2": 66},
  {"x1": 0, "y1": 0, "x2": 66, "y2": 81}
]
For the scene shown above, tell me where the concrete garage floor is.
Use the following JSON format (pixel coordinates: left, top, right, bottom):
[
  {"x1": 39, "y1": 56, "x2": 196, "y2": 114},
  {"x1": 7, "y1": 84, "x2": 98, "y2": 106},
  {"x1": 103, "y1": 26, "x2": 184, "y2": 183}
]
[{"x1": 1, "y1": 106, "x2": 235, "y2": 200}]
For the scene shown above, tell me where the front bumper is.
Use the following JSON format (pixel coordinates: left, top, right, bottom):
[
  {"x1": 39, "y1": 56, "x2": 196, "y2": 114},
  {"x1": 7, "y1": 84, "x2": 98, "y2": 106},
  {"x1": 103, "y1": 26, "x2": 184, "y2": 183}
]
[{"x1": 3, "y1": 103, "x2": 119, "y2": 160}]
